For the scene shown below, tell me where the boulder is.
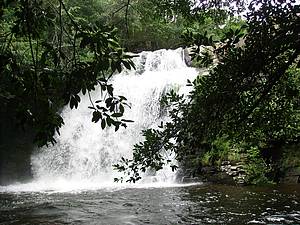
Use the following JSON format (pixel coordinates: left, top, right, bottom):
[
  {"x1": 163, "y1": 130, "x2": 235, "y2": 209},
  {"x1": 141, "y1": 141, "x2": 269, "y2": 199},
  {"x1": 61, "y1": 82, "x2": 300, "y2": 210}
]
[{"x1": 281, "y1": 167, "x2": 300, "y2": 184}]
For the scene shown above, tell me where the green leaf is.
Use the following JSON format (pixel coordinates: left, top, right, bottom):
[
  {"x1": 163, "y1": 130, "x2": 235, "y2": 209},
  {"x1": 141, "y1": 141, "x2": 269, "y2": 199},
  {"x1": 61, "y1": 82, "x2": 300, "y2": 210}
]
[
  {"x1": 101, "y1": 119, "x2": 106, "y2": 129},
  {"x1": 121, "y1": 119, "x2": 134, "y2": 123},
  {"x1": 120, "y1": 104, "x2": 124, "y2": 114},
  {"x1": 107, "y1": 85, "x2": 113, "y2": 96},
  {"x1": 122, "y1": 60, "x2": 131, "y2": 70},
  {"x1": 92, "y1": 111, "x2": 102, "y2": 123},
  {"x1": 112, "y1": 113, "x2": 123, "y2": 117},
  {"x1": 116, "y1": 62, "x2": 122, "y2": 73}
]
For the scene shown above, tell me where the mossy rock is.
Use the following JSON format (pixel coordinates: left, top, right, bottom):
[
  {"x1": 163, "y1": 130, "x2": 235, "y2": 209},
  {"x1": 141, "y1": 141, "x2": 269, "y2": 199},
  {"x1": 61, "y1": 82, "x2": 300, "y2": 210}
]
[{"x1": 285, "y1": 167, "x2": 300, "y2": 176}]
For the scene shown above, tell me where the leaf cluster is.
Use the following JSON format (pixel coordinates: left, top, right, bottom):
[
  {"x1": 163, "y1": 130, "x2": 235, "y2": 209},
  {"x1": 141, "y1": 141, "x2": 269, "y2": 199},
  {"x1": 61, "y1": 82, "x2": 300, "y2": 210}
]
[{"x1": 0, "y1": 0, "x2": 135, "y2": 146}]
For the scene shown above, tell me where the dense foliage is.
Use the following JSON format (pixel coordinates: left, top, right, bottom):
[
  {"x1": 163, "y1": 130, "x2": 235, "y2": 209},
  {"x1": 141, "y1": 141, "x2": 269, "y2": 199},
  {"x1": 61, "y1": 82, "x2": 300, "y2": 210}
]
[
  {"x1": 0, "y1": 0, "x2": 245, "y2": 146},
  {"x1": 114, "y1": 0, "x2": 300, "y2": 184},
  {"x1": 0, "y1": 0, "x2": 135, "y2": 146},
  {"x1": 56, "y1": 0, "x2": 247, "y2": 51}
]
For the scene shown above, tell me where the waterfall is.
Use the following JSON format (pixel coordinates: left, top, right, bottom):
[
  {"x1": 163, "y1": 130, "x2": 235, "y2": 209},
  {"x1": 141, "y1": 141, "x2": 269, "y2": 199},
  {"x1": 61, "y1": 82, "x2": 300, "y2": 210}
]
[{"x1": 2, "y1": 48, "x2": 199, "y2": 192}]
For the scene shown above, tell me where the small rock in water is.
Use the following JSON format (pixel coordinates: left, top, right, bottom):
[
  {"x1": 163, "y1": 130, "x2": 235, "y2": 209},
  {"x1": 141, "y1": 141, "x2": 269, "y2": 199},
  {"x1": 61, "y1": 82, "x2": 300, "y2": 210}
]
[
  {"x1": 123, "y1": 203, "x2": 134, "y2": 207},
  {"x1": 247, "y1": 220, "x2": 266, "y2": 224}
]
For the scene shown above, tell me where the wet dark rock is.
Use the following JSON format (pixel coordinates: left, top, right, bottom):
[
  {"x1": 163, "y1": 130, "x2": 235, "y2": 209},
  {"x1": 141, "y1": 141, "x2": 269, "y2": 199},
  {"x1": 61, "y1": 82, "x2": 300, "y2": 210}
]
[
  {"x1": 281, "y1": 167, "x2": 300, "y2": 184},
  {"x1": 201, "y1": 167, "x2": 217, "y2": 174},
  {"x1": 0, "y1": 107, "x2": 34, "y2": 185},
  {"x1": 181, "y1": 177, "x2": 202, "y2": 183},
  {"x1": 123, "y1": 203, "x2": 134, "y2": 207},
  {"x1": 282, "y1": 176, "x2": 299, "y2": 184},
  {"x1": 179, "y1": 156, "x2": 247, "y2": 185},
  {"x1": 203, "y1": 171, "x2": 236, "y2": 185},
  {"x1": 199, "y1": 162, "x2": 247, "y2": 185},
  {"x1": 286, "y1": 167, "x2": 300, "y2": 176},
  {"x1": 183, "y1": 48, "x2": 192, "y2": 66}
]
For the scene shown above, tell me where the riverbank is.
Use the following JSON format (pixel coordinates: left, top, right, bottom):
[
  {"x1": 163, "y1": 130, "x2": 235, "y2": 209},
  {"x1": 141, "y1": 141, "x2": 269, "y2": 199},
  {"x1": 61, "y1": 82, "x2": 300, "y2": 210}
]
[{"x1": 179, "y1": 144, "x2": 300, "y2": 186}]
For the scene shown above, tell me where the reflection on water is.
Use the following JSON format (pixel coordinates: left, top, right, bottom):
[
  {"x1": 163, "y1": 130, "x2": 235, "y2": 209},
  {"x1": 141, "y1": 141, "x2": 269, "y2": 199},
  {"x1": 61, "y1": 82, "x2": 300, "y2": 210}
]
[{"x1": 0, "y1": 184, "x2": 300, "y2": 225}]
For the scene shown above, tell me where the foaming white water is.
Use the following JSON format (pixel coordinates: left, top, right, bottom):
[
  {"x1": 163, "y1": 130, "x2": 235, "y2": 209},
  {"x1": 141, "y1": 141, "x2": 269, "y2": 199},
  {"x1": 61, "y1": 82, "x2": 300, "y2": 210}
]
[
  {"x1": 0, "y1": 180, "x2": 201, "y2": 193},
  {"x1": 1, "y1": 48, "x2": 199, "y2": 192}
]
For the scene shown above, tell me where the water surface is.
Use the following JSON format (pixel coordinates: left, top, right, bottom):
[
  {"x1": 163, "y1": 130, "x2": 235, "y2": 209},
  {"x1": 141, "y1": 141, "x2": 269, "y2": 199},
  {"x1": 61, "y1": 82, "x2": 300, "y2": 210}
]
[{"x1": 1, "y1": 184, "x2": 299, "y2": 225}]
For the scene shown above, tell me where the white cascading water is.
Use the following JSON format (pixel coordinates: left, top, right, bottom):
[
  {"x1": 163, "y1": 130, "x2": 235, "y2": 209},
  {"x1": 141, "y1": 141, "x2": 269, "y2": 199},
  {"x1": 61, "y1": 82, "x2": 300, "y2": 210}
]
[{"x1": 2, "y1": 48, "x2": 199, "y2": 192}]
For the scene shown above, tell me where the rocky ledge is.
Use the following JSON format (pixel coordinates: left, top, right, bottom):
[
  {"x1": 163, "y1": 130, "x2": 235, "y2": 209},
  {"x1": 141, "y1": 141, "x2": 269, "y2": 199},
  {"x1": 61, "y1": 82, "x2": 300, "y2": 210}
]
[
  {"x1": 179, "y1": 161, "x2": 247, "y2": 185},
  {"x1": 179, "y1": 161, "x2": 300, "y2": 186},
  {"x1": 281, "y1": 167, "x2": 300, "y2": 184}
]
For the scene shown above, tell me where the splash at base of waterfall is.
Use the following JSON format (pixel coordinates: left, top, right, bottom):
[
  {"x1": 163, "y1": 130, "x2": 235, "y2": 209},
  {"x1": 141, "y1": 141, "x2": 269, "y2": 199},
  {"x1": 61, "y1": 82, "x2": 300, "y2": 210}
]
[
  {"x1": 1, "y1": 48, "x2": 200, "y2": 192},
  {"x1": 0, "y1": 179, "x2": 201, "y2": 193}
]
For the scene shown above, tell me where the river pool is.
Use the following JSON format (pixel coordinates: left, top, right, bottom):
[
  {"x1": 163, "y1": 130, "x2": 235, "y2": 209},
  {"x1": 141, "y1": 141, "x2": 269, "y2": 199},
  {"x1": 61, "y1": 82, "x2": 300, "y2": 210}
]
[{"x1": 0, "y1": 184, "x2": 299, "y2": 225}]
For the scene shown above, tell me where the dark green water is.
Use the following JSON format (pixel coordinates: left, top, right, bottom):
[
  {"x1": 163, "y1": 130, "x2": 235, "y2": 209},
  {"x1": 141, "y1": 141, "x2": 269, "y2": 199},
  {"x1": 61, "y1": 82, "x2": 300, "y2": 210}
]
[{"x1": 0, "y1": 184, "x2": 299, "y2": 225}]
